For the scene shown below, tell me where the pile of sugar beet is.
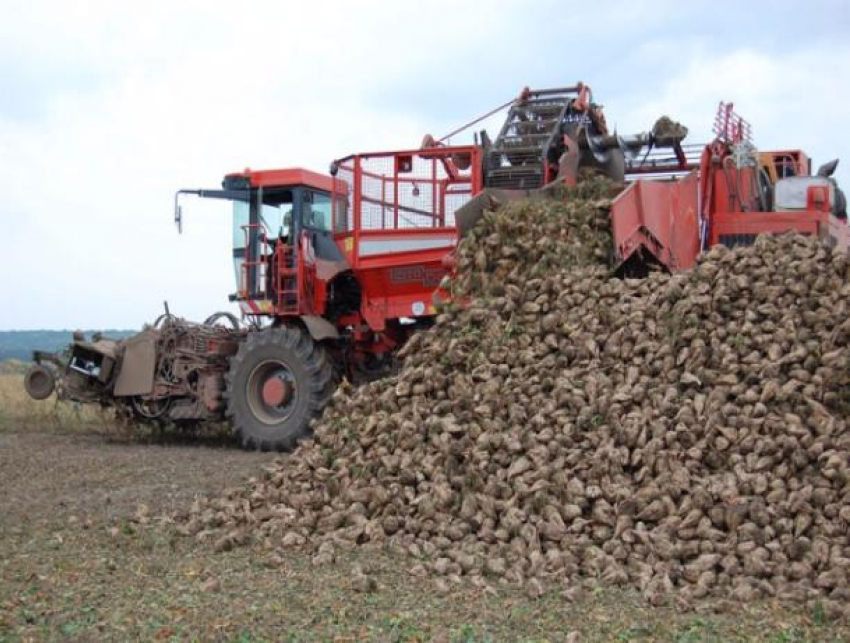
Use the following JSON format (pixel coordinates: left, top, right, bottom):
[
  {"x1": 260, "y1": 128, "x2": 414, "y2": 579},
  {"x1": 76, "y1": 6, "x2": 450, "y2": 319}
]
[{"x1": 180, "y1": 174, "x2": 850, "y2": 614}]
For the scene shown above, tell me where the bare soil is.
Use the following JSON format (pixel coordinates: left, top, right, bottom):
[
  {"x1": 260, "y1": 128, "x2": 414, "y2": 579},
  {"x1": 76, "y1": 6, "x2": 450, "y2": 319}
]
[{"x1": 0, "y1": 386, "x2": 848, "y2": 641}]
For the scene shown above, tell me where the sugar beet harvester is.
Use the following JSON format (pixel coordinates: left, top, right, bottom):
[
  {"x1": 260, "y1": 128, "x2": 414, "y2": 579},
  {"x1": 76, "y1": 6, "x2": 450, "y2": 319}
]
[{"x1": 23, "y1": 83, "x2": 848, "y2": 450}]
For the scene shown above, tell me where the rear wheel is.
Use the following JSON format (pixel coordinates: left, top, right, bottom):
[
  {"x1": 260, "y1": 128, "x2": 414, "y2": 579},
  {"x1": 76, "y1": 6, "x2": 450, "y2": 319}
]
[{"x1": 225, "y1": 326, "x2": 334, "y2": 451}]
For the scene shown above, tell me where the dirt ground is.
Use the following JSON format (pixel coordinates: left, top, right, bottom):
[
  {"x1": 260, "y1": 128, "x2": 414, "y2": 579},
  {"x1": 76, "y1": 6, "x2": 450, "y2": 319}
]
[{"x1": 1, "y1": 376, "x2": 848, "y2": 642}]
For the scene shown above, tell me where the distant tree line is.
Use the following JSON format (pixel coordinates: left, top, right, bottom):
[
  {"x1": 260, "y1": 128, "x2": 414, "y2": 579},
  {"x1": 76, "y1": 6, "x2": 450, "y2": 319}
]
[{"x1": 0, "y1": 330, "x2": 136, "y2": 363}]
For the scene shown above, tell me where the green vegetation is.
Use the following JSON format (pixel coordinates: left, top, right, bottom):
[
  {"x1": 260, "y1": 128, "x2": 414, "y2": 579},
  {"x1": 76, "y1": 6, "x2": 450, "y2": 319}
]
[
  {"x1": 0, "y1": 359, "x2": 27, "y2": 375},
  {"x1": 0, "y1": 374, "x2": 110, "y2": 434}
]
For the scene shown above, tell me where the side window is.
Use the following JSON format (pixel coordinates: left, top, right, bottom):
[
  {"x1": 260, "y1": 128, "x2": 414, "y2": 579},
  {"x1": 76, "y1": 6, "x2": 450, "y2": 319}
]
[
  {"x1": 261, "y1": 203, "x2": 292, "y2": 239},
  {"x1": 259, "y1": 188, "x2": 293, "y2": 240},
  {"x1": 306, "y1": 191, "x2": 333, "y2": 232}
]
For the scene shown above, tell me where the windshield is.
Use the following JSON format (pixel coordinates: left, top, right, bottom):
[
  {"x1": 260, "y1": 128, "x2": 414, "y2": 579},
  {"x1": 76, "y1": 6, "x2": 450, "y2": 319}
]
[
  {"x1": 259, "y1": 188, "x2": 294, "y2": 239},
  {"x1": 230, "y1": 186, "x2": 338, "y2": 297},
  {"x1": 232, "y1": 200, "x2": 249, "y2": 290},
  {"x1": 231, "y1": 188, "x2": 294, "y2": 295},
  {"x1": 260, "y1": 203, "x2": 293, "y2": 239},
  {"x1": 232, "y1": 190, "x2": 294, "y2": 246}
]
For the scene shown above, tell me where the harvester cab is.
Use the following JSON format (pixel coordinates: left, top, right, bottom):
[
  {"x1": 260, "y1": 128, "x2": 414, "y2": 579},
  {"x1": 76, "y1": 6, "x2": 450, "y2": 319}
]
[{"x1": 176, "y1": 168, "x2": 344, "y2": 315}]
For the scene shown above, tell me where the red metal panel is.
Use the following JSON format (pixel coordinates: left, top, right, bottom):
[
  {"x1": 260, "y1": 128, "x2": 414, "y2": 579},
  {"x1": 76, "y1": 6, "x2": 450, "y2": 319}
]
[
  {"x1": 356, "y1": 259, "x2": 447, "y2": 331},
  {"x1": 355, "y1": 243, "x2": 453, "y2": 270},
  {"x1": 710, "y1": 211, "x2": 827, "y2": 244},
  {"x1": 226, "y1": 168, "x2": 345, "y2": 193},
  {"x1": 610, "y1": 172, "x2": 700, "y2": 272}
]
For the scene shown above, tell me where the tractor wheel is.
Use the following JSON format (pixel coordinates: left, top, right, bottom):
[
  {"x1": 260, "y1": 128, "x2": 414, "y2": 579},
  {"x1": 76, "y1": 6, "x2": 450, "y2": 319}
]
[
  {"x1": 24, "y1": 364, "x2": 56, "y2": 400},
  {"x1": 225, "y1": 326, "x2": 334, "y2": 451}
]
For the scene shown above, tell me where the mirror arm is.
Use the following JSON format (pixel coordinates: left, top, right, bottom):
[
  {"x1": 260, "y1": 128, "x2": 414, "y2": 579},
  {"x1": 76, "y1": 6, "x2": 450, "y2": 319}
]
[{"x1": 173, "y1": 188, "x2": 251, "y2": 233}]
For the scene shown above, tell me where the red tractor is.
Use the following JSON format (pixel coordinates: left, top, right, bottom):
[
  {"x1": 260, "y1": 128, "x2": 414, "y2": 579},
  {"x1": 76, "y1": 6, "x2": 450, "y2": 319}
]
[{"x1": 25, "y1": 84, "x2": 847, "y2": 450}]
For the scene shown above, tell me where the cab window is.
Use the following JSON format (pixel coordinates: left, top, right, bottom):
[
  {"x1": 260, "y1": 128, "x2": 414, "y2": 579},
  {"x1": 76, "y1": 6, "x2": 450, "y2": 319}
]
[
  {"x1": 304, "y1": 191, "x2": 333, "y2": 232},
  {"x1": 260, "y1": 188, "x2": 294, "y2": 239}
]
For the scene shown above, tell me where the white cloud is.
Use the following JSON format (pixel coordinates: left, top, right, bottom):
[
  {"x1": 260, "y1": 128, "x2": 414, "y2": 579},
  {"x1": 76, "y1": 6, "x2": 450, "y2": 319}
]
[
  {"x1": 607, "y1": 44, "x2": 850, "y2": 186},
  {"x1": 0, "y1": 1, "x2": 496, "y2": 329}
]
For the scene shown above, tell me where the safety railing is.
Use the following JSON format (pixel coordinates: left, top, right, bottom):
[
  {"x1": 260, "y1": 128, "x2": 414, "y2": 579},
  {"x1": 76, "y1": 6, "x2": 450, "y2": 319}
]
[
  {"x1": 713, "y1": 102, "x2": 753, "y2": 144},
  {"x1": 625, "y1": 143, "x2": 705, "y2": 179},
  {"x1": 331, "y1": 146, "x2": 482, "y2": 263}
]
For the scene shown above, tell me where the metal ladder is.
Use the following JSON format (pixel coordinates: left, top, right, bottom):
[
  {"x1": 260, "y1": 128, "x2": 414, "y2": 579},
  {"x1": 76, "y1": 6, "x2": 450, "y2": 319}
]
[{"x1": 276, "y1": 244, "x2": 300, "y2": 314}]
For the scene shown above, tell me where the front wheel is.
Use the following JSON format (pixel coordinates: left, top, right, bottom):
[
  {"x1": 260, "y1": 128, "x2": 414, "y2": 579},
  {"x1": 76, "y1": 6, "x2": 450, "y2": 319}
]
[{"x1": 225, "y1": 326, "x2": 334, "y2": 451}]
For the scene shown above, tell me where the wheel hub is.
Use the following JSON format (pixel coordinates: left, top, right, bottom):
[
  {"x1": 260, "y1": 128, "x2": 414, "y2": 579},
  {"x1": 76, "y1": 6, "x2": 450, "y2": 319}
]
[
  {"x1": 261, "y1": 377, "x2": 293, "y2": 407},
  {"x1": 246, "y1": 359, "x2": 298, "y2": 425}
]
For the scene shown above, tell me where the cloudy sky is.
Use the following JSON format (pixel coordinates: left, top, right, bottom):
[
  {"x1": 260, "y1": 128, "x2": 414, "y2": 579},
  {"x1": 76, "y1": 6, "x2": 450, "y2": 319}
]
[{"x1": 2, "y1": 0, "x2": 849, "y2": 330}]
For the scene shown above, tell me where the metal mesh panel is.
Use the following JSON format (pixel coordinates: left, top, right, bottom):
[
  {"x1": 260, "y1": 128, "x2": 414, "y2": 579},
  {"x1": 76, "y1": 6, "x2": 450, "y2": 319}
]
[
  {"x1": 353, "y1": 150, "x2": 475, "y2": 230},
  {"x1": 333, "y1": 162, "x2": 355, "y2": 233}
]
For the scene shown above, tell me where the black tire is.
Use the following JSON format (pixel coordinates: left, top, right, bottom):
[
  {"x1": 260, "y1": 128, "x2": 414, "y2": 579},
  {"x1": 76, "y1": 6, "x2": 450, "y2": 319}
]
[{"x1": 225, "y1": 326, "x2": 334, "y2": 451}]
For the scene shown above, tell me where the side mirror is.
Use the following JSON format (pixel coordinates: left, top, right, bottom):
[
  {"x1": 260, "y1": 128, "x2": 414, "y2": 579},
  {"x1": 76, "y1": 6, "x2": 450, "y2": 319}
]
[{"x1": 817, "y1": 158, "x2": 839, "y2": 178}]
